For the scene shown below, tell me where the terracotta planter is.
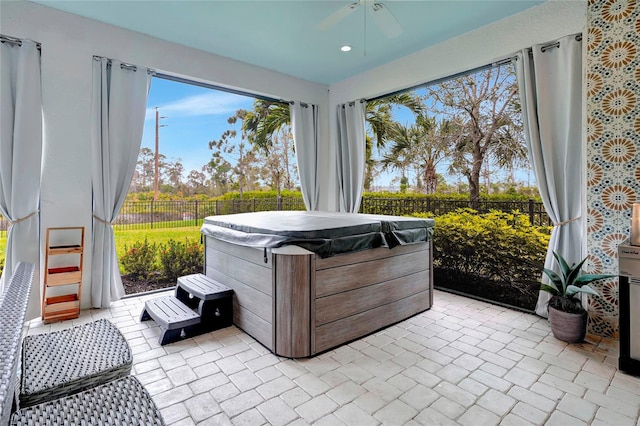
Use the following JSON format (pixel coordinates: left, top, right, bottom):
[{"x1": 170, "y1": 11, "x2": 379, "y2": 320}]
[{"x1": 548, "y1": 306, "x2": 587, "y2": 343}]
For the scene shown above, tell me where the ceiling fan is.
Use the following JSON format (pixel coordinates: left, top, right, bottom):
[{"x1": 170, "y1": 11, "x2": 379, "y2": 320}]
[{"x1": 316, "y1": 0, "x2": 403, "y2": 39}]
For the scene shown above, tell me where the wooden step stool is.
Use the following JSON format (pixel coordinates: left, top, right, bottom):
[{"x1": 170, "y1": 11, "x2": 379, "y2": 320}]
[{"x1": 140, "y1": 274, "x2": 233, "y2": 345}]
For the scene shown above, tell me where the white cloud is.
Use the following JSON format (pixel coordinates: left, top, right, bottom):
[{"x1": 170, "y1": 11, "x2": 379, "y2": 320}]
[{"x1": 145, "y1": 92, "x2": 251, "y2": 120}]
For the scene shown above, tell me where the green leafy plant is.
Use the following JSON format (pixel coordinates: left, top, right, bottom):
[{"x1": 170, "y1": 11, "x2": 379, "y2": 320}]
[
  {"x1": 541, "y1": 251, "x2": 615, "y2": 314},
  {"x1": 428, "y1": 208, "x2": 550, "y2": 284},
  {"x1": 121, "y1": 238, "x2": 157, "y2": 279},
  {"x1": 159, "y1": 238, "x2": 203, "y2": 281}
]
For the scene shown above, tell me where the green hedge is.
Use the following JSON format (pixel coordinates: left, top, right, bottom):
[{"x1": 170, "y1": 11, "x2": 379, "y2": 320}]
[
  {"x1": 121, "y1": 237, "x2": 203, "y2": 280},
  {"x1": 425, "y1": 209, "x2": 550, "y2": 284}
]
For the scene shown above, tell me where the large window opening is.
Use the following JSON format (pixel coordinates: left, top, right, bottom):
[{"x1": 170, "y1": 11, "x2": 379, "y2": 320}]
[
  {"x1": 363, "y1": 61, "x2": 551, "y2": 312},
  {"x1": 117, "y1": 76, "x2": 299, "y2": 295}
]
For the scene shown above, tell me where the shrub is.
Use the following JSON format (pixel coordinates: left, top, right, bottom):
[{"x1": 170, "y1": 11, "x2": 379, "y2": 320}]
[
  {"x1": 429, "y1": 209, "x2": 551, "y2": 284},
  {"x1": 121, "y1": 239, "x2": 157, "y2": 279},
  {"x1": 0, "y1": 256, "x2": 4, "y2": 276},
  {"x1": 159, "y1": 238, "x2": 203, "y2": 281}
]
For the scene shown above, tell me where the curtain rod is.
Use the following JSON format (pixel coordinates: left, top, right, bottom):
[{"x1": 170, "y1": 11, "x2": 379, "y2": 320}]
[
  {"x1": 540, "y1": 33, "x2": 582, "y2": 52},
  {"x1": 366, "y1": 60, "x2": 508, "y2": 103},
  {"x1": 155, "y1": 72, "x2": 290, "y2": 105},
  {"x1": 366, "y1": 31, "x2": 582, "y2": 103},
  {"x1": 93, "y1": 55, "x2": 155, "y2": 75},
  {"x1": 0, "y1": 34, "x2": 41, "y2": 51}
]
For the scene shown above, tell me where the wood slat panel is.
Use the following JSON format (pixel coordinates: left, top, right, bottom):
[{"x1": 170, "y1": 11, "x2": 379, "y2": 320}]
[
  {"x1": 315, "y1": 250, "x2": 429, "y2": 298},
  {"x1": 315, "y1": 243, "x2": 429, "y2": 270},
  {"x1": 315, "y1": 269, "x2": 429, "y2": 326},
  {"x1": 233, "y1": 304, "x2": 273, "y2": 350},
  {"x1": 206, "y1": 236, "x2": 272, "y2": 267},
  {"x1": 275, "y1": 254, "x2": 312, "y2": 358},
  {"x1": 205, "y1": 266, "x2": 272, "y2": 323},
  {"x1": 206, "y1": 247, "x2": 273, "y2": 296},
  {"x1": 315, "y1": 291, "x2": 431, "y2": 354}
]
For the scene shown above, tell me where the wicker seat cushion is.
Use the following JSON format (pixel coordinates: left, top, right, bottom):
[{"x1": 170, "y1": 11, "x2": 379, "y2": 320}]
[
  {"x1": 11, "y1": 376, "x2": 164, "y2": 425},
  {"x1": 20, "y1": 318, "x2": 132, "y2": 407}
]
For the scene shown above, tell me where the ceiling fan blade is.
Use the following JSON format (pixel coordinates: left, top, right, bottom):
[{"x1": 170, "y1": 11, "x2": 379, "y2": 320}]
[
  {"x1": 316, "y1": 1, "x2": 360, "y2": 31},
  {"x1": 370, "y1": 2, "x2": 402, "y2": 38}
]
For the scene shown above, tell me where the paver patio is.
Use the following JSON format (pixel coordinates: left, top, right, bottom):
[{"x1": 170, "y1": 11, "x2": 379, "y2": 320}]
[{"x1": 26, "y1": 290, "x2": 640, "y2": 425}]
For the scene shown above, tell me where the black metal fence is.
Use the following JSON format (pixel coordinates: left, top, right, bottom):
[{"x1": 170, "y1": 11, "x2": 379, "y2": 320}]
[
  {"x1": 0, "y1": 197, "x2": 551, "y2": 236},
  {"x1": 359, "y1": 198, "x2": 552, "y2": 227},
  {"x1": 111, "y1": 198, "x2": 307, "y2": 230}
]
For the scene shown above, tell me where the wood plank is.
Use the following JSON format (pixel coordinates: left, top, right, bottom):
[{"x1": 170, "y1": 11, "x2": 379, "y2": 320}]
[
  {"x1": 315, "y1": 243, "x2": 429, "y2": 270},
  {"x1": 206, "y1": 236, "x2": 272, "y2": 267},
  {"x1": 315, "y1": 269, "x2": 430, "y2": 326},
  {"x1": 48, "y1": 245, "x2": 83, "y2": 255},
  {"x1": 233, "y1": 303, "x2": 273, "y2": 350},
  {"x1": 310, "y1": 255, "x2": 317, "y2": 355},
  {"x1": 315, "y1": 249, "x2": 429, "y2": 298},
  {"x1": 44, "y1": 293, "x2": 78, "y2": 304},
  {"x1": 43, "y1": 298, "x2": 80, "y2": 322},
  {"x1": 275, "y1": 253, "x2": 312, "y2": 358},
  {"x1": 205, "y1": 265, "x2": 272, "y2": 323},
  {"x1": 206, "y1": 247, "x2": 273, "y2": 296},
  {"x1": 315, "y1": 291, "x2": 431, "y2": 354},
  {"x1": 46, "y1": 270, "x2": 82, "y2": 286}
]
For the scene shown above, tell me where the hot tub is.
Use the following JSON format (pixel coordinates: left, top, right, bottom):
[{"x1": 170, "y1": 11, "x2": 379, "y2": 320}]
[{"x1": 201, "y1": 211, "x2": 434, "y2": 357}]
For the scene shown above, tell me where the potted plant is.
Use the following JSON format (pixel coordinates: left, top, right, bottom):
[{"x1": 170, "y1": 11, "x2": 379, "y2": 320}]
[{"x1": 540, "y1": 251, "x2": 615, "y2": 343}]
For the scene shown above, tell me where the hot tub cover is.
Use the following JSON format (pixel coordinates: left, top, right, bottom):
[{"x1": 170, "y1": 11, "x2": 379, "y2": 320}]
[{"x1": 201, "y1": 211, "x2": 434, "y2": 258}]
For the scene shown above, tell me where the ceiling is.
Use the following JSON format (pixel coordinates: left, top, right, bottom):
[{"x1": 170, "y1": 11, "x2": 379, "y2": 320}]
[{"x1": 33, "y1": 0, "x2": 545, "y2": 84}]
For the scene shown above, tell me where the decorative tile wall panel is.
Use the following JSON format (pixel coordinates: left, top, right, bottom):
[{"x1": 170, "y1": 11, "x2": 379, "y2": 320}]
[{"x1": 586, "y1": 0, "x2": 640, "y2": 337}]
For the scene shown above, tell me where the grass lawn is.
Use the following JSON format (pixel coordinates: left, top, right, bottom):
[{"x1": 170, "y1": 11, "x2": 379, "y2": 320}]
[
  {"x1": 114, "y1": 226, "x2": 201, "y2": 258},
  {"x1": 0, "y1": 227, "x2": 201, "y2": 275}
]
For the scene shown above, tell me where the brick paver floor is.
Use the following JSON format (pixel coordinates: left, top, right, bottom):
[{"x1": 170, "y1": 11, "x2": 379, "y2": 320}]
[{"x1": 27, "y1": 290, "x2": 640, "y2": 425}]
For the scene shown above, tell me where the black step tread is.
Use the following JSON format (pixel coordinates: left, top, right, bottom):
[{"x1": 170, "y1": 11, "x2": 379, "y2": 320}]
[
  {"x1": 177, "y1": 274, "x2": 233, "y2": 301},
  {"x1": 143, "y1": 296, "x2": 201, "y2": 330}
]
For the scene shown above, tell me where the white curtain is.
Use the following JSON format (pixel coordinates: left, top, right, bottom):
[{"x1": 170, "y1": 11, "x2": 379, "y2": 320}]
[
  {"x1": 515, "y1": 35, "x2": 583, "y2": 317},
  {"x1": 290, "y1": 102, "x2": 319, "y2": 211},
  {"x1": 336, "y1": 101, "x2": 366, "y2": 213},
  {"x1": 90, "y1": 57, "x2": 150, "y2": 308},
  {"x1": 0, "y1": 39, "x2": 42, "y2": 319}
]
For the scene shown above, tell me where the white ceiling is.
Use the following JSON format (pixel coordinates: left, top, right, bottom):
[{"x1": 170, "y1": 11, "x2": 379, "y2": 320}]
[{"x1": 32, "y1": 0, "x2": 545, "y2": 84}]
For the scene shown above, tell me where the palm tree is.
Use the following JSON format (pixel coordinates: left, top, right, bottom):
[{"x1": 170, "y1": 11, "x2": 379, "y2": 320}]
[
  {"x1": 382, "y1": 113, "x2": 454, "y2": 194},
  {"x1": 242, "y1": 100, "x2": 290, "y2": 151}
]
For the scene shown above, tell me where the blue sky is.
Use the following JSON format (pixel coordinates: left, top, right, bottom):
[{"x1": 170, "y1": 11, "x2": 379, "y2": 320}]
[
  {"x1": 141, "y1": 77, "x2": 419, "y2": 189},
  {"x1": 141, "y1": 78, "x2": 254, "y2": 176},
  {"x1": 141, "y1": 77, "x2": 533, "y2": 190}
]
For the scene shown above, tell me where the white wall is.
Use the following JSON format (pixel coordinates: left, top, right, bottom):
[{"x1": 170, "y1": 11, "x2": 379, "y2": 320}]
[{"x1": 0, "y1": 0, "x2": 329, "y2": 309}]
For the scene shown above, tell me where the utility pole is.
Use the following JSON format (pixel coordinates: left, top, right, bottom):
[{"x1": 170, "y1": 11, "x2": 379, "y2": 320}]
[{"x1": 153, "y1": 107, "x2": 167, "y2": 201}]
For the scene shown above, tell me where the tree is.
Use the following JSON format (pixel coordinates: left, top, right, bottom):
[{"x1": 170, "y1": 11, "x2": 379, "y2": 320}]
[
  {"x1": 134, "y1": 147, "x2": 164, "y2": 192},
  {"x1": 241, "y1": 100, "x2": 298, "y2": 193},
  {"x1": 364, "y1": 93, "x2": 424, "y2": 191},
  {"x1": 427, "y1": 63, "x2": 526, "y2": 208},
  {"x1": 209, "y1": 109, "x2": 260, "y2": 197},
  {"x1": 186, "y1": 169, "x2": 208, "y2": 195},
  {"x1": 253, "y1": 129, "x2": 298, "y2": 196},
  {"x1": 164, "y1": 159, "x2": 185, "y2": 193},
  {"x1": 242, "y1": 100, "x2": 290, "y2": 152},
  {"x1": 383, "y1": 113, "x2": 454, "y2": 194}
]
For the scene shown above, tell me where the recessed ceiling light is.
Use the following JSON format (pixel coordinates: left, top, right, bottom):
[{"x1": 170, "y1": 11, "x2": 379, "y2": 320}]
[{"x1": 340, "y1": 45, "x2": 352, "y2": 52}]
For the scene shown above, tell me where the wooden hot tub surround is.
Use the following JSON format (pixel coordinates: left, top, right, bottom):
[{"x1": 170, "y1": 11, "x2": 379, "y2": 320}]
[{"x1": 202, "y1": 212, "x2": 434, "y2": 358}]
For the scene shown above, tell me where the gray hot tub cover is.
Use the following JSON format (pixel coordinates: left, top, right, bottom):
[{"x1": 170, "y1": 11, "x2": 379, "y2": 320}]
[{"x1": 201, "y1": 211, "x2": 434, "y2": 258}]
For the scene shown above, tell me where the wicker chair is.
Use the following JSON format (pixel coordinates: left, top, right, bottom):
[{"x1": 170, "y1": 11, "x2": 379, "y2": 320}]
[
  {"x1": 0, "y1": 262, "x2": 35, "y2": 426},
  {"x1": 19, "y1": 318, "x2": 133, "y2": 407},
  {"x1": 0, "y1": 262, "x2": 164, "y2": 425},
  {"x1": 11, "y1": 376, "x2": 164, "y2": 425}
]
